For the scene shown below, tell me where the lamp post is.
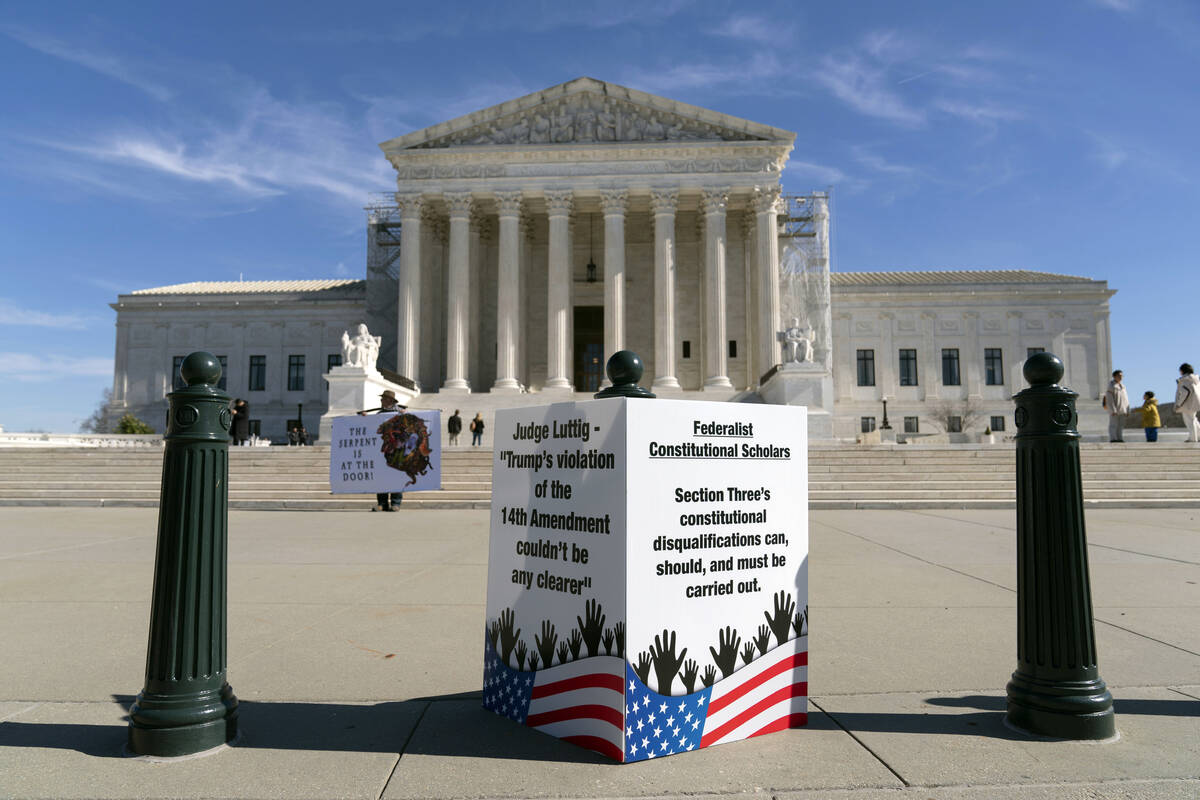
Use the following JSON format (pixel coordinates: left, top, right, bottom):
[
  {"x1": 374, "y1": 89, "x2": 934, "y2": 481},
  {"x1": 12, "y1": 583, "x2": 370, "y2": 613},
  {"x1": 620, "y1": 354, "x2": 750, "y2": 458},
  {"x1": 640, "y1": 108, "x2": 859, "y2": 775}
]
[{"x1": 880, "y1": 397, "x2": 891, "y2": 430}]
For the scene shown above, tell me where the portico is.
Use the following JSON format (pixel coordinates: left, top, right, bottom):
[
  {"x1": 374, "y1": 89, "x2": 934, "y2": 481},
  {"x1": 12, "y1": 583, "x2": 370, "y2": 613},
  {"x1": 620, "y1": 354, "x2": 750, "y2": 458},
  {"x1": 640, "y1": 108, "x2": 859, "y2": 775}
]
[{"x1": 376, "y1": 77, "x2": 796, "y2": 396}]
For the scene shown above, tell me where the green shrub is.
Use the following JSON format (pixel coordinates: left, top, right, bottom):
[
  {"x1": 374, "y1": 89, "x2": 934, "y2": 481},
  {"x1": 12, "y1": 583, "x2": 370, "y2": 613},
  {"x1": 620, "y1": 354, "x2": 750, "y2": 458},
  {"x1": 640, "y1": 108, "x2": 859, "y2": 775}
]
[{"x1": 115, "y1": 414, "x2": 155, "y2": 435}]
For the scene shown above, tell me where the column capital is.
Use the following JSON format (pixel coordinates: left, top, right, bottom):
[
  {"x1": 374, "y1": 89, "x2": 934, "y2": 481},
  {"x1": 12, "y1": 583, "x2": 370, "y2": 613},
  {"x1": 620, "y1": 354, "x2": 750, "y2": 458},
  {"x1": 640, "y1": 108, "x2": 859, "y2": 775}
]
[
  {"x1": 494, "y1": 191, "x2": 523, "y2": 217},
  {"x1": 469, "y1": 206, "x2": 487, "y2": 233},
  {"x1": 701, "y1": 188, "x2": 728, "y2": 216},
  {"x1": 520, "y1": 212, "x2": 536, "y2": 240},
  {"x1": 544, "y1": 189, "x2": 574, "y2": 216},
  {"x1": 753, "y1": 185, "x2": 782, "y2": 213},
  {"x1": 444, "y1": 192, "x2": 473, "y2": 219},
  {"x1": 600, "y1": 189, "x2": 628, "y2": 215},
  {"x1": 650, "y1": 189, "x2": 678, "y2": 215},
  {"x1": 395, "y1": 192, "x2": 424, "y2": 218}
]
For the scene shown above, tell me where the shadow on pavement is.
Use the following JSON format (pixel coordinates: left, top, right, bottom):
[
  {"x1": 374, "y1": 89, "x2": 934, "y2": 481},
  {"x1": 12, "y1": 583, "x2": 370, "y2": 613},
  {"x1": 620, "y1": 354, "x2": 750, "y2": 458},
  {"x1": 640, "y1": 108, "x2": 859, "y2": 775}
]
[
  {"x1": 925, "y1": 693, "x2": 1200, "y2": 717},
  {"x1": 0, "y1": 692, "x2": 605, "y2": 763}
]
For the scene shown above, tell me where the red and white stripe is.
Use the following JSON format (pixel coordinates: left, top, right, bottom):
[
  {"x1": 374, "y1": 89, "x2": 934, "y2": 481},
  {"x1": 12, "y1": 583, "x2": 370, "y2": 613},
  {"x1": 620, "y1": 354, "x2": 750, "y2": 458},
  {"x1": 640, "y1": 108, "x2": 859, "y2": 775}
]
[
  {"x1": 526, "y1": 655, "x2": 626, "y2": 761},
  {"x1": 700, "y1": 638, "x2": 808, "y2": 748}
]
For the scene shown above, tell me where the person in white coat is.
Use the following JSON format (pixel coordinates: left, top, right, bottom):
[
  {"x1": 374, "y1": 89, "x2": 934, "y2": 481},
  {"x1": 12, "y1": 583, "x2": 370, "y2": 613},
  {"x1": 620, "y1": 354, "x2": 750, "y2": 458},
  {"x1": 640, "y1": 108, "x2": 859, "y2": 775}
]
[
  {"x1": 1176, "y1": 363, "x2": 1200, "y2": 443},
  {"x1": 1102, "y1": 370, "x2": 1130, "y2": 443}
]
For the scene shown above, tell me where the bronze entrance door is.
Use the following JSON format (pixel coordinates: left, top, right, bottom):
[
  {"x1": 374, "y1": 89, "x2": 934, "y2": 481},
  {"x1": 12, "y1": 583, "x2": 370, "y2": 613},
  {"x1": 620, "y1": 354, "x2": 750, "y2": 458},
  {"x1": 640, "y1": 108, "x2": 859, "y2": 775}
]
[{"x1": 573, "y1": 306, "x2": 604, "y2": 392}]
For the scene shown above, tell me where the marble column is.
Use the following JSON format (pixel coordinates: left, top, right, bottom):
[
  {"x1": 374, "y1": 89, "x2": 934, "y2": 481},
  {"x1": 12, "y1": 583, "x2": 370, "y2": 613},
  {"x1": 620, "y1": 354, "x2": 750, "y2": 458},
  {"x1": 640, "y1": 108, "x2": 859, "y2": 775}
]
[
  {"x1": 545, "y1": 190, "x2": 574, "y2": 390},
  {"x1": 651, "y1": 190, "x2": 680, "y2": 389},
  {"x1": 443, "y1": 193, "x2": 472, "y2": 392},
  {"x1": 702, "y1": 189, "x2": 732, "y2": 389},
  {"x1": 601, "y1": 190, "x2": 628, "y2": 363},
  {"x1": 396, "y1": 193, "x2": 423, "y2": 386},
  {"x1": 754, "y1": 187, "x2": 782, "y2": 382},
  {"x1": 492, "y1": 192, "x2": 523, "y2": 392}
]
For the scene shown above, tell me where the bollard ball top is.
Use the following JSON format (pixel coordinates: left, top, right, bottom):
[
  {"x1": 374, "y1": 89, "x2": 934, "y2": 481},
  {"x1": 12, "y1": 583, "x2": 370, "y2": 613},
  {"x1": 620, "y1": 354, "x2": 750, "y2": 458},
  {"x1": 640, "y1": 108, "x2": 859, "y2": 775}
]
[
  {"x1": 606, "y1": 350, "x2": 644, "y2": 386},
  {"x1": 180, "y1": 351, "x2": 222, "y2": 387},
  {"x1": 1024, "y1": 351, "x2": 1064, "y2": 387}
]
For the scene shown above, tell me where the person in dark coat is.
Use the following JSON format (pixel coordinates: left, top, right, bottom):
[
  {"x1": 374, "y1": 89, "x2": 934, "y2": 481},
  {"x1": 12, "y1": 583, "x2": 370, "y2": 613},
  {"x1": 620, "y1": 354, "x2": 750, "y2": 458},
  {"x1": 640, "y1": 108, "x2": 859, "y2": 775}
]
[
  {"x1": 231, "y1": 399, "x2": 250, "y2": 445},
  {"x1": 470, "y1": 413, "x2": 485, "y2": 446},
  {"x1": 448, "y1": 409, "x2": 462, "y2": 446}
]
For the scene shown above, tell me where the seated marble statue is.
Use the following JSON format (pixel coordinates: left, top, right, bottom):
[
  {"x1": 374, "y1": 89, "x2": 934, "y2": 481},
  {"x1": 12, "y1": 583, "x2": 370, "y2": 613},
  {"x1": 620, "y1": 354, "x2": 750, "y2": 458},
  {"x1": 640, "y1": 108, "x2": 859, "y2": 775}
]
[
  {"x1": 778, "y1": 318, "x2": 814, "y2": 364},
  {"x1": 341, "y1": 323, "x2": 382, "y2": 370}
]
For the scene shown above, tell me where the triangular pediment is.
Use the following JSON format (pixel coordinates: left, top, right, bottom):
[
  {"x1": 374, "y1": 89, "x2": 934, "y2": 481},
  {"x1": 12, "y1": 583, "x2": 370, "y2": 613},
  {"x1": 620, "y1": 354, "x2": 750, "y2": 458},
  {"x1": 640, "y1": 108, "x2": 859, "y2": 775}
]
[{"x1": 380, "y1": 77, "x2": 795, "y2": 153}]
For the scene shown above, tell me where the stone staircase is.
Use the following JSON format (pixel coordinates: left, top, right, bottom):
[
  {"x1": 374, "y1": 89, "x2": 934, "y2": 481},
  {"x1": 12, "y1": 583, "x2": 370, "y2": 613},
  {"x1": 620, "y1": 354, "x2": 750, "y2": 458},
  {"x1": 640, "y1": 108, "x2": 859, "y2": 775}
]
[{"x1": 0, "y1": 443, "x2": 1196, "y2": 510}]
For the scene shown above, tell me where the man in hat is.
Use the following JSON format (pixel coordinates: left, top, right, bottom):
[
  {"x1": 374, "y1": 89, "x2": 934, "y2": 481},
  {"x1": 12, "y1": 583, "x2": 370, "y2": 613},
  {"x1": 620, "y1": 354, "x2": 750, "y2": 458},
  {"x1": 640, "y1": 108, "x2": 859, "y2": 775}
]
[{"x1": 359, "y1": 390, "x2": 407, "y2": 511}]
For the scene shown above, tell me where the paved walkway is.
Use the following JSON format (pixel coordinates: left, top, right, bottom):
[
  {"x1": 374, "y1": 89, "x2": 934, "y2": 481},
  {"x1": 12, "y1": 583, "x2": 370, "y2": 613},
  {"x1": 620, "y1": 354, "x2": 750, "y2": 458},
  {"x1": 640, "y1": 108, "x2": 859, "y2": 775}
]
[{"x1": 0, "y1": 507, "x2": 1197, "y2": 799}]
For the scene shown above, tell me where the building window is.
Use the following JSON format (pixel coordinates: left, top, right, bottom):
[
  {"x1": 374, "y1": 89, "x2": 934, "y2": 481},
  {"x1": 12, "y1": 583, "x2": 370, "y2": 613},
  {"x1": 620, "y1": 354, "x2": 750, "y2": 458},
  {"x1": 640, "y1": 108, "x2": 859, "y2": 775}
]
[
  {"x1": 287, "y1": 355, "x2": 305, "y2": 391},
  {"x1": 1027, "y1": 347, "x2": 1045, "y2": 358},
  {"x1": 327, "y1": 353, "x2": 342, "y2": 372},
  {"x1": 898, "y1": 349, "x2": 918, "y2": 386},
  {"x1": 216, "y1": 355, "x2": 227, "y2": 391},
  {"x1": 248, "y1": 356, "x2": 266, "y2": 391},
  {"x1": 172, "y1": 356, "x2": 186, "y2": 391},
  {"x1": 861, "y1": 416, "x2": 877, "y2": 433},
  {"x1": 990, "y1": 415, "x2": 1006, "y2": 432},
  {"x1": 728, "y1": 340, "x2": 737, "y2": 359},
  {"x1": 942, "y1": 348, "x2": 961, "y2": 386},
  {"x1": 904, "y1": 416, "x2": 920, "y2": 433},
  {"x1": 985, "y1": 348, "x2": 1004, "y2": 385},
  {"x1": 682, "y1": 340, "x2": 691, "y2": 359},
  {"x1": 856, "y1": 349, "x2": 875, "y2": 386},
  {"x1": 947, "y1": 416, "x2": 963, "y2": 433}
]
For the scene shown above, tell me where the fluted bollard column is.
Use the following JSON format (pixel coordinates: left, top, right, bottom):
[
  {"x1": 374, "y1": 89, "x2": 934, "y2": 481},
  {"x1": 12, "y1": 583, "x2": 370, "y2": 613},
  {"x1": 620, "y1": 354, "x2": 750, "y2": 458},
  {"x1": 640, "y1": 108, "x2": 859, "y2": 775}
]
[
  {"x1": 594, "y1": 350, "x2": 656, "y2": 399},
  {"x1": 1006, "y1": 352, "x2": 1115, "y2": 740},
  {"x1": 128, "y1": 351, "x2": 239, "y2": 756}
]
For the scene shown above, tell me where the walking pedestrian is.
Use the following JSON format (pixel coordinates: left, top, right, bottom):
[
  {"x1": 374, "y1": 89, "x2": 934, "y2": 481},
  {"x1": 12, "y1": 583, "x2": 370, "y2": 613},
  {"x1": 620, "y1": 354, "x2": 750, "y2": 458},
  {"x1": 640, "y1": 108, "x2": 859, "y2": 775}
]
[
  {"x1": 1132, "y1": 391, "x2": 1161, "y2": 442},
  {"x1": 1176, "y1": 363, "x2": 1200, "y2": 442},
  {"x1": 231, "y1": 399, "x2": 250, "y2": 446},
  {"x1": 470, "y1": 413, "x2": 485, "y2": 446},
  {"x1": 448, "y1": 409, "x2": 462, "y2": 446},
  {"x1": 1102, "y1": 370, "x2": 1129, "y2": 442}
]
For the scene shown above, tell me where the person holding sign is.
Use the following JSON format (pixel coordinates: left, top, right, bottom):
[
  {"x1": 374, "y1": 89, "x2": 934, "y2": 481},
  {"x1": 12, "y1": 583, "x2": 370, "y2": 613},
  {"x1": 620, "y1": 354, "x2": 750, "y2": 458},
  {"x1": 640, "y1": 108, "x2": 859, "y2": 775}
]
[{"x1": 359, "y1": 390, "x2": 407, "y2": 511}]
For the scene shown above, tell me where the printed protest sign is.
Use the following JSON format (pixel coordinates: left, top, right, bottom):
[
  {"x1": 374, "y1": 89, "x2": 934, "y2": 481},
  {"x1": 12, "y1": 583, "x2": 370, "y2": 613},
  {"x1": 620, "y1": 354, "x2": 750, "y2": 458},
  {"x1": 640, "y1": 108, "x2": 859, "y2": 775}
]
[
  {"x1": 484, "y1": 398, "x2": 807, "y2": 762},
  {"x1": 329, "y1": 411, "x2": 441, "y2": 494}
]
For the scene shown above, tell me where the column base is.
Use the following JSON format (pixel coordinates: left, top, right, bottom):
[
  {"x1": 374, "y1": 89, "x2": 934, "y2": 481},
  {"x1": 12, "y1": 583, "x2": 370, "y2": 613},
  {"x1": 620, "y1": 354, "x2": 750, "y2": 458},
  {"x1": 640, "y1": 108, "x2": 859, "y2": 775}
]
[
  {"x1": 652, "y1": 376, "x2": 681, "y2": 390},
  {"x1": 702, "y1": 377, "x2": 733, "y2": 390},
  {"x1": 440, "y1": 380, "x2": 472, "y2": 394},
  {"x1": 127, "y1": 682, "x2": 239, "y2": 757},
  {"x1": 491, "y1": 379, "x2": 524, "y2": 395},
  {"x1": 544, "y1": 377, "x2": 573, "y2": 391},
  {"x1": 1005, "y1": 672, "x2": 1116, "y2": 740}
]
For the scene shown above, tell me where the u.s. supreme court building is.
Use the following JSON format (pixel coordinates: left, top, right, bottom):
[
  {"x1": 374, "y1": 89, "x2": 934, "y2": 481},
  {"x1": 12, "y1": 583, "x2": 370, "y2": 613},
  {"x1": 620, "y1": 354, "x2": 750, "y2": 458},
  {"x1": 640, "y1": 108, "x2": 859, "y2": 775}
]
[{"x1": 107, "y1": 78, "x2": 1115, "y2": 441}]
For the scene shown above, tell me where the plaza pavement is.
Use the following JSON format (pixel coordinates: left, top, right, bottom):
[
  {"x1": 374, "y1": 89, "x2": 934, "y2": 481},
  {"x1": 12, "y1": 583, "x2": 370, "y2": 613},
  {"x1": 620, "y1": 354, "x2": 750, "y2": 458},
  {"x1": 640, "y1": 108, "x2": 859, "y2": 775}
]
[{"x1": 0, "y1": 506, "x2": 1197, "y2": 800}]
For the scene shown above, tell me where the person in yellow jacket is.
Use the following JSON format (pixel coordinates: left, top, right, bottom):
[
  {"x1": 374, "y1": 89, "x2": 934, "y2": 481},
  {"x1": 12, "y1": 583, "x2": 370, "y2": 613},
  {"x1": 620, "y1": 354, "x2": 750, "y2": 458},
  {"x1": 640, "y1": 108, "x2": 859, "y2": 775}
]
[{"x1": 1132, "y1": 390, "x2": 1161, "y2": 442}]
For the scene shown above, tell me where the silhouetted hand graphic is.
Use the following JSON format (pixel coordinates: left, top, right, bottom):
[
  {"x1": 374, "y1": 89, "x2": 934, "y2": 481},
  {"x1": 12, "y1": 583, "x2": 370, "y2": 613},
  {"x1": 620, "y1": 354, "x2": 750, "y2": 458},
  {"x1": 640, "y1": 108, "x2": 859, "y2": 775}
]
[
  {"x1": 498, "y1": 608, "x2": 521, "y2": 666},
  {"x1": 633, "y1": 651, "x2": 653, "y2": 685},
  {"x1": 528, "y1": 651, "x2": 540, "y2": 671},
  {"x1": 754, "y1": 624, "x2": 771, "y2": 655},
  {"x1": 515, "y1": 640, "x2": 528, "y2": 670},
  {"x1": 576, "y1": 599, "x2": 606, "y2": 657},
  {"x1": 709, "y1": 626, "x2": 741, "y2": 678},
  {"x1": 602, "y1": 628, "x2": 615, "y2": 655},
  {"x1": 557, "y1": 641, "x2": 569, "y2": 665},
  {"x1": 567, "y1": 629, "x2": 583, "y2": 660},
  {"x1": 614, "y1": 621, "x2": 625, "y2": 656},
  {"x1": 680, "y1": 658, "x2": 699, "y2": 693},
  {"x1": 535, "y1": 620, "x2": 557, "y2": 668},
  {"x1": 648, "y1": 629, "x2": 687, "y2": 696},
  {"x1": 765, "y1": 590, "x2": 795, "y2": 646},
  {"x1": 741, "y1": 641, "x2": 757, "y2": 666},
  {"x1": 701, "y1": 665, "x2": 717, "y2": 687}
]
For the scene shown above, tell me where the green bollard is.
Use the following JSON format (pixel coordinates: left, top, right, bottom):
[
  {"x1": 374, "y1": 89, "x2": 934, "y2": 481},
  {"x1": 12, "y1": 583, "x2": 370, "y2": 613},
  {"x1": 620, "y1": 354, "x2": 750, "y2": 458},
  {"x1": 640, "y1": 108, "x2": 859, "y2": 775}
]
[
  {"x1": 1006, "y1": 352, "x2": 1115, "y2": 740},
  {"x1": 594, "y1": 350, "x2": 656, "y2": 399},
  {"x1": 128, "y1": 351, "x2": 239, "y2": 756}
]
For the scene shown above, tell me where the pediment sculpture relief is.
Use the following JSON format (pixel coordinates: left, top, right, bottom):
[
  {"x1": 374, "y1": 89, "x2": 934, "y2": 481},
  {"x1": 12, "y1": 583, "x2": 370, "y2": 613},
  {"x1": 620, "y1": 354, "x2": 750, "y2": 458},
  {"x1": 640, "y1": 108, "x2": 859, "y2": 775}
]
[{"x1": 413, "y1": 94, "x2": 767, "y2": 149}]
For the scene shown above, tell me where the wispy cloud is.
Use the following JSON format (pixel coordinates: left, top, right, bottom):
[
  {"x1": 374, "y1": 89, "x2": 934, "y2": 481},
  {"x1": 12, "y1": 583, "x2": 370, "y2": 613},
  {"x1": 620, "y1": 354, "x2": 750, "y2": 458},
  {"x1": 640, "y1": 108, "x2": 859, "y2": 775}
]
[
  {"x1": 0, "y1": 299, "x2": 91, "y2": 329},
  {"x1": 1087, "y1": 131, "x2": 1129, "y2": 169},
  {"x1": 814, "y1": 51, "x2": 925, "y2": 126},
  {"x1": 0, "y1": 352, "x2": 112, "y2": 382},
  {"x1": 1, "y1": 25, "x2": 173, "y2": 101},
  {"x1": 933, "y1": 98, "x2": 1023, "y2": 126},
  {"x1": 711, "y1": 14, "x2": 792, "y2": 45},
  {"x1": 1091, "y1": 0, "x2": 1138, "y2": 11},
  {"x1": 852, "y1": 148, "x2": 919, "y2": 176},
  {"x1": 619, "y1": 52, "x2": 787, "y2": 96}
]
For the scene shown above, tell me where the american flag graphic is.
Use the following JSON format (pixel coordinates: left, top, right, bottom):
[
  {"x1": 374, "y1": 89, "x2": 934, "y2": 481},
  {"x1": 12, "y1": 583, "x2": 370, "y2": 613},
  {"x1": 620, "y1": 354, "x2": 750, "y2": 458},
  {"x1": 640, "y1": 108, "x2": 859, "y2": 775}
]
[
  {"x1": 483, "y1": 634, "x2": 807, "y2": 763},
  {"x1": 482, "y1": 636, "x2": 626, "y2": 761}
]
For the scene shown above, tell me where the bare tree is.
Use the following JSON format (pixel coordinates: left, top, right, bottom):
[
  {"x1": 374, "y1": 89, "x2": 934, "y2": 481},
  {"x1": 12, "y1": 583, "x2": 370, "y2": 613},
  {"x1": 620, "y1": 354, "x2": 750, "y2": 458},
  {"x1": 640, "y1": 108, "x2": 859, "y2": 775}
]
[
  {"x1": 79, "y1": 388, "x2": 113, "y2": 433},
  {"x1": 929, "y1": 397, "x2": 985, "y2": 433}
]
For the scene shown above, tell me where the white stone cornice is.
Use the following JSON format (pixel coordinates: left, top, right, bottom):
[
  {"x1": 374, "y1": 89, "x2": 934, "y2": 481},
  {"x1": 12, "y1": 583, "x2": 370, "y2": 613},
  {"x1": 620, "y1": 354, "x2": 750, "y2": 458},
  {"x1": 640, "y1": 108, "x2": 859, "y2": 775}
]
[
  {"x1": 444, "y1": 192, "x2": 473, "y2": 219},
  {"x1": 600, "y1": 189, "x2": 628, "y2": 215},
  {"x1": 650, "y1": 189, "x2": 678, "y2": 215}
]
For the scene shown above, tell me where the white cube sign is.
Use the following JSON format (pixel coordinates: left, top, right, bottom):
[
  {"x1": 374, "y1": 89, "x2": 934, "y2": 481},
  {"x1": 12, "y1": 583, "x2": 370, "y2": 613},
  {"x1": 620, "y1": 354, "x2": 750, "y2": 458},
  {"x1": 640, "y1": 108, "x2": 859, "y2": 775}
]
[{"x1": 484, "y1": 397, "x2": 808, "y2": 762}]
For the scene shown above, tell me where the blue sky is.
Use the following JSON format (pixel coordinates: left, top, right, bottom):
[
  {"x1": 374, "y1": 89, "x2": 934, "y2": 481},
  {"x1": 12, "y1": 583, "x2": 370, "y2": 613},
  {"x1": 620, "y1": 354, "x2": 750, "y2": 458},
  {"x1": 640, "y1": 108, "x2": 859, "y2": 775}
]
[{"x1": 1, "y1": 0, "x2": 1197, "y2": 431}]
